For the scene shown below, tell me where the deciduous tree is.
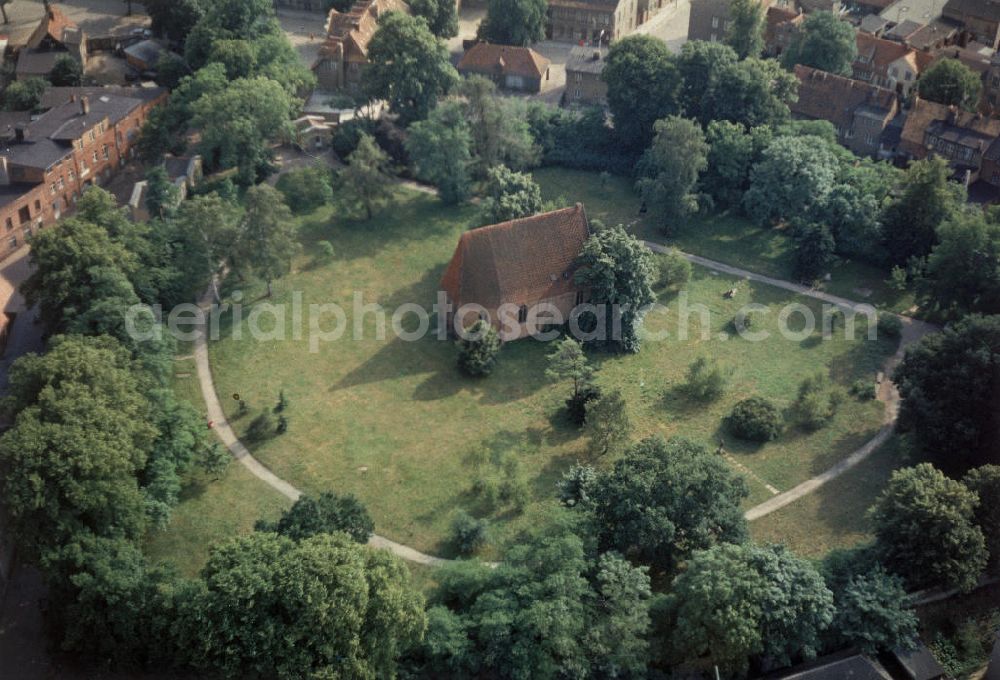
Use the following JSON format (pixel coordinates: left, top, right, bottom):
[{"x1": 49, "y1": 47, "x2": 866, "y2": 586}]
[
  {"x1": 636, "y1": 115, "x2": 708, "y2": 228},
  {"x1": 575, "y1": 225, "x2": 657, "y2": 353},
  {"x1": 603, "y1": 36, "x2": 682, "y2": 150},
  {"x1": 894, "y1": 314, "x2": 1000, "y2": 468},
  {"x1": 744, "y1": 135, "x2": 839, "y2": 226},
  {"x1": 409, "y1": 0, "x2": 459, "y2": 38},
  {"x1": 782, "y1": 11, "x2": 857, "y2": 75},
  {"x1": 584, "y1": 388, "x2": 631, "y2": 455},
  {"x1": 881, "y1": 157, "x2": 965, "y2": 265},
  {"x1": 234, "y1": 184, "x2": 299, "y2": 297},
  {"x1": 179, "y1": 532, "x2": 426, "y2": 679},
  {"x1": 478, "y1": 165, "x2": 543, "y2": 224},
  {"x1": 870, "y1": 463, "x2": 987, "y2": 591},
  {"x1": 366, "y1": 13, "x2": 458, "y2": 123},
  {"x1": 406, "y1": 100, "x2": 474, "y2": 204},
  {"x1": 725, "y1": 0, "x2": 766, "y2": 59},
  {"x1": 341, "y1": 133, "x2": 394, "y2": 220},
  {"x1": 589, "y1": 436, "x2": 748, "y2": 573},
  {"x1": 476, "y1": 0, "x2": 547, "y2": 46},
  {"x1": 919, "y1": 58, "x2": 983, "y2": 110},
  {"x1": 256, "y1": 491, "x2": 374, "y2": 544}
]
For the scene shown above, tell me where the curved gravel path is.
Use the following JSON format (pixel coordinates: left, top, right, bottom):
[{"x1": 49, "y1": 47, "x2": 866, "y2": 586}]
[
  {"x1": 192, "y1": 287, "x2": 451, "y2": 566},
  {"x1": 646, "y1": 244, "x2": 937, "y2": 520},
  {"x1": 193, "y1": 243, "x2": 936, "y2": 565}
]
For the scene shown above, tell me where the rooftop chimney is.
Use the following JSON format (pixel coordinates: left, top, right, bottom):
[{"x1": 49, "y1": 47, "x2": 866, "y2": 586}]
[
  {"x1": 0, "y1": 156, "x2": 9, "y2": 187},
  {"x1": 14, "y1": 127, "x2": 25, "y2": 143},
  {"x1": 80, "y1": 96, "x2": 89, "y2": 115}
]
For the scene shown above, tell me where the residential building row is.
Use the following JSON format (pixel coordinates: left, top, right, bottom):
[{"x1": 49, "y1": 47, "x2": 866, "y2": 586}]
[
  {"x1": 789, "y1": 62, "x2": 1000, "y2": 197},
  {"x1": 0, "y1": 86, "x2": 167, "y2": 262}
]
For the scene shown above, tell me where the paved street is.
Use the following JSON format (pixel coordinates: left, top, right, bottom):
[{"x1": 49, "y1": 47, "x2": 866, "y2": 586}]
[
  {"x1": 277, "y1": 6, "x2": 327, "y2": 71},
  {"x1": 1, "y1": 0, "x2": 149, "y2": 45},
  {"x1": 632, "y1": 0, "x2": 691, "y2": 52}
]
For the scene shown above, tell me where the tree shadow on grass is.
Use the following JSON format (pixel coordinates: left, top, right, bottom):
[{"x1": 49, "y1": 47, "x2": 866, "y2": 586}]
[
  {"x1": 828, "y1": 334, "x2": 896, "y2": 385},
  {"x1": 302, "y1": 190, "x2": 478, "y2": 261},
  {"x1": 808, "y1": 426, "x2": 884, "y2": 476}
]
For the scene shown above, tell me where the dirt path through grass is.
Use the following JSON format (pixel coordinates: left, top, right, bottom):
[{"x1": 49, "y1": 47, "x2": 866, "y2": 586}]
[
  {"x1": 194, "y1": 236, "x2": 935, "y2": 564},
  {"x1": 644, "y1": 242, "x2": 938, "y2": 520},
  {"x1": 192, "y1": 286, "x2": 453, "y2": 566}
]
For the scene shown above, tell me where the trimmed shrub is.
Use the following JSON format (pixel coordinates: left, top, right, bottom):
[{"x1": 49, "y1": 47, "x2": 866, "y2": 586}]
[
  {"x1": 726, "y1": 396, "x2": 782, "y2": 442},
  {"x1": 557, "y1": 464, "x2": 597, "y2": 507},
  {"x1": 457, "y1": 320, "x2": 501, "y2": 377},
  {"x1": 878, "y1": 313, "x2": 903, "y2": 340},
  {"x1": 451, "y1": 510, "x2": 488, "y2": 555},
  {"x1": 792, "y1": 374, "x2": 844, "y2": 431},
  {"x1": 657, "y1": 248, "x2": 692, "y2": 289},
  {"x1": 682, "y1": 357, "x2": 727, "y2": 402},
  {"x1": 849, "y1": 379, "x2": 877, "y2": 401},
  {"x1": 275, "y1": 166, "x2": 333, "y2": 214}
]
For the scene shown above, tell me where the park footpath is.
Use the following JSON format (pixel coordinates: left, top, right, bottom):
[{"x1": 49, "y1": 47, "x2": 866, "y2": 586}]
[{"x1": 195, "y1": 246, "x2": 938, "y2": 566}]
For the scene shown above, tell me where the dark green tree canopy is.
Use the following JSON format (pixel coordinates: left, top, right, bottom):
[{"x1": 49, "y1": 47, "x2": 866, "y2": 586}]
[
  {"x1": 574, "y1": 224, "x2": 657, "y2": 353},
  {"x1": 414, "y1": 518, "x2": 652, "y2": 679},
  {"x1": 676, "y1": 40, "x2": 738, "y2": 122},
  {"x1": 725, "y1": 0, "x2": 766, "y2": 59},
  {"x1": 702, "y1": 57, "x2": 799, "y2": 128},
  {"x1": 781, "y1": 11, "x2": 857, "y2": 75},
  {"x1": 255, "y1": 491, "x2": 375, "y2": 544},
  {"x1": 661, "y1": 542, "x2": 834, "y2": 676},
  {"x1": 479, "y1": 165, "x2": 543, "y2": 224},
  {"x1": 0, "y1": 335, "x2": 155, "y2": 563},
  {"x1": 409, "y1": 0, "x2": 459, "y2": 37},
  {"x1": 743, "y1": 134, "x2": 840, "y2": 226},
  {"x1": 406, "y1": 100, "x2": 474, "y2": 204},
  {"x1": 636, "y1": 115, "x2": 709, "y2": 227},
  {"x1": 894, "y1": 314, "x2": 1000, "y2": 468},
  {"x1": 365, "y1": 13, "x2": 458, "y2": 124},
  {"x1": 180, "y1": 532, "x2": 426, "y2": 678},
  {"x1": 870, "y1": 463, "x2": 987, "y2": 591},
  {"x1": 588, "y1": 435, "x2": 749, "y2": 574},
  {"x1": 476, "y1": 0, "x2": 547, "y2": 46},
  {"x1": 918, "y1": 58, "x2": 983, "y2": 110},
  {"x1": 921, "y1": 211, "x2": 1000, "y2": 318},
  {"x1": 603, "y1": 36, "x2": 682, "y2": 150},
  {"x1": 881, "y1": 157, "x2": 965, "y2": 265}
]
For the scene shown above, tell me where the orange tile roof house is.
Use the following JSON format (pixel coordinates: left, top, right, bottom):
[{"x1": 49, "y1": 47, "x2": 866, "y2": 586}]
[
  {"x1": 15, "y1": 5, "x2": 87, "y2": 80},
  {"x1": 791, "y1": 65, "x2": 899, "y2": 158},
  {"x1": 457, "y1": 43, "x2": 551, "y2": 94},
  {"x1": 440, "y1": 205, "x2": 591, "y2": 341},
  {"x1": 899, "y1": 96, "x2": 1000, "y2": 183},
  {"x1": 852, "y1": 32, "x2": 934, "y2": 96},
  {"x1": 311, "y1": 0, "x2": 408, "y2": 92}
]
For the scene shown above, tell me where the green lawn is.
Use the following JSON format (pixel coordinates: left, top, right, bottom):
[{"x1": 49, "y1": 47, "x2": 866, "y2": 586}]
[
  {"x1": 192, "y1": 185, "x2": 895, "y2": 560},
  {"x1": 534, "y1": 168, "x2": 917, "y2": 315},
  {"x1": 144, "y1": 343, "x2": 291, "y2": 576},
  {"x1": 750, "y1": 435, "x2": 905, "y2": 558}
]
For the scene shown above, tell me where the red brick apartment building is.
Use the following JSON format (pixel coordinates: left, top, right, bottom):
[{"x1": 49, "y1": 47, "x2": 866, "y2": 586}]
[{"x1": 0, "y1": 86, "x2": 166, "y2": 261}]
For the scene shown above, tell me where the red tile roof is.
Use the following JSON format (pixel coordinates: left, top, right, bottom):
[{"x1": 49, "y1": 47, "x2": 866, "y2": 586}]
[
  {"x1": 440, "y1": 204, "x2": 590, "y2": 310},
  {"x1": 314, "y1": 0, "x2": 406, "y2": 65},
  {"x1": 457, "y1": 43, "x2": 551, "y2": 80},
  {"x1": 791, "y1": 64, "x2": 897, "y2": 129},
  {"x1": 855, "y1": 32, "x2": 913, "y2": 71},
  {"x1": 899, "y1": 97, "x2": 1000, "y2": 159}
]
